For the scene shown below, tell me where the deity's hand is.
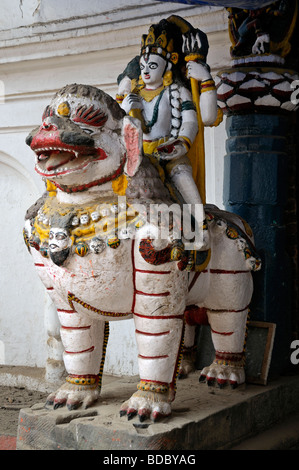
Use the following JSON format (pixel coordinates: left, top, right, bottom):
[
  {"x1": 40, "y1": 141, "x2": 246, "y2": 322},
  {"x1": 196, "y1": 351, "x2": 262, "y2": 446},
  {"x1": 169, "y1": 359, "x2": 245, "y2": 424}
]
[
  {"x1": 186, "y1": 61, "x2": 211, "y2": 82},
  {"x1": 154, "y1": 139, "x2": 187, "y2": 161},
  {"x1": 121, "y1": 93, "x2": 142, "y2": 113},
  {"x1": 252, "y1": 33, "x2": 270, "y2": 54}
]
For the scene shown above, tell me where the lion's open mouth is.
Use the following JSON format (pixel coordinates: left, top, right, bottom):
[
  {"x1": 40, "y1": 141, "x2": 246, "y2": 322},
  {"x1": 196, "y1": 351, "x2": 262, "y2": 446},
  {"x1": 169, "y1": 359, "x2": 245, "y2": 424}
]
[{"x1": 34, "y1": 147, "x2": 107, "y2": 177}]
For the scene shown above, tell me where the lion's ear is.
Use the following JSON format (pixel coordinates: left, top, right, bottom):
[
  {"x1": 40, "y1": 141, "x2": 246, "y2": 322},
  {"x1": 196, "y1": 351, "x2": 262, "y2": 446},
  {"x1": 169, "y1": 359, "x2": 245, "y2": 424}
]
[{"x1": 122, "y1": 116, "x2": 143, "y2": 177}]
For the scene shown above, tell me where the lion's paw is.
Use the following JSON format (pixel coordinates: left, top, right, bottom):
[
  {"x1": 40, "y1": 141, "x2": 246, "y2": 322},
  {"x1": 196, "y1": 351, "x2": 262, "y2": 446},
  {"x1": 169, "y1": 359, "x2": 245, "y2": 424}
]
[
  {"x1": 199, "y1": 362, "x2": 245, "y2": 388},
  {"x1": 120, "y1": 390, "x2": 172, "y2": 422},
  {"x1": 46, "y1": 382, "x2": 100, "y2": 410}
]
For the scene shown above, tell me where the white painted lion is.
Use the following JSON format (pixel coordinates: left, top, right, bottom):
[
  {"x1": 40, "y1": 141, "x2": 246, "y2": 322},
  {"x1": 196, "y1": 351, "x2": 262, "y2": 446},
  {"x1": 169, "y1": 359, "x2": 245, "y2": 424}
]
[{"x1": 24, "y1": 84, "x2": 260, "y2": 421}]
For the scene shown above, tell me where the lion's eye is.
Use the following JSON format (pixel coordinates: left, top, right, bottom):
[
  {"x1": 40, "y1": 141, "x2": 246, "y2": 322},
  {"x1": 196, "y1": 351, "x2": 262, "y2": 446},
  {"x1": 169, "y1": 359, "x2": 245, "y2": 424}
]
[{"x1": 73, "y1": 105, "x2": 108, "y2": 127}]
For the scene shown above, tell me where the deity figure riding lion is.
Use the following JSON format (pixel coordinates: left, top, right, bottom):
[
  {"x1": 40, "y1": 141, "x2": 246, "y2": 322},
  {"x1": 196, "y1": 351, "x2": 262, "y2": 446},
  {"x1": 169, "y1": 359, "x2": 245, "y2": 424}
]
[{"x1": 24, "y1": 16, "x2": 261, "y2": 421}]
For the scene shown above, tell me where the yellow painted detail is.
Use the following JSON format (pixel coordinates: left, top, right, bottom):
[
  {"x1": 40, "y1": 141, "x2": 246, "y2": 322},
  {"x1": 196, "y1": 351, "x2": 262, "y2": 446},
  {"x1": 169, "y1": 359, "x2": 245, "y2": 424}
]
[
  {"x1": 185, "y1": 53, "x2": 205, "y2": 62},
  {"x1": 209, "y1": 107, "x2": 223, "y2": 128},
  {"x1": 143, "y1": 137, "x2": 168, "y2": 156},
  {"x1": 46, "y1": 180, "x2": 57, "y2": 197},
  {"x1": 194, "y1": 248, "x2": 211, "y2": 273},
  {"x1": 111, "y1": 174, "x2": 128, "y2": 196},
  {"x1": 57, "y1": 102, "x2": 70, "y2": 117},
  {"x1": 139, "y1": 85, "x2": 165, "y2": 102}
]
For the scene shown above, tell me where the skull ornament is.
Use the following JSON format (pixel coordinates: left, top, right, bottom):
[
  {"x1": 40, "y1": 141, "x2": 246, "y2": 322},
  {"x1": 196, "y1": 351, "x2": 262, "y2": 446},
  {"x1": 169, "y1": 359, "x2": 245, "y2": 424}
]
[{"x1": 89, "y1": 237, "x2": 106, "y2": 254}]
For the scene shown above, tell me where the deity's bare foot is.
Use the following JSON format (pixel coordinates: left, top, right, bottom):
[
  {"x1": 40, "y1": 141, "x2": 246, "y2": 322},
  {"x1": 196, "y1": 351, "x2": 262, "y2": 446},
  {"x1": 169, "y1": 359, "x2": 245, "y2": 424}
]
[
  {"x1": 120, "y1": 389, "x2": 172, "y2": 422},
  {"x1": 199, "y1": 362, "x2": 245, "y2": 388},
  {"x1": 46, "y1": 382, "x2": 100, "y2": 410}
]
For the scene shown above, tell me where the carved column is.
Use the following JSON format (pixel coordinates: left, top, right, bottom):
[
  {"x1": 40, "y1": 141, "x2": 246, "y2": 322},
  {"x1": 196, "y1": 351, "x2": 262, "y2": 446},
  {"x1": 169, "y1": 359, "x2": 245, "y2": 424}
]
[{"x1": 216, "y1": 1, "x2": 299, "y2": 376}]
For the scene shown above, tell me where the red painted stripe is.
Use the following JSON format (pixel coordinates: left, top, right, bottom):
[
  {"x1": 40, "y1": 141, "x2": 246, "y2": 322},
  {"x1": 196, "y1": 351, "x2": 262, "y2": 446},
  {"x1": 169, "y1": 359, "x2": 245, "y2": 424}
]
[
  {"x1": 134, "y1": 312, "x2": 184, "y2": 320},
  {"x1": 65, "y1": 346, "x2": 94, "y2": 354},
  {"x1": 34, "y1": 263, "x2": 44, "y2": 267},
  {"x1": 68, "y1": 374, "x2": 98, "y2": 379},
  {"x1": 140, "y1": 379, "x2": 169, "y2": 386},
  {"x1": 61, "y1": 325, "x2": 91, "y2": 330},
  {"x1": 135, "y1": 269, "x2": 172, "y2": 275},
  {"x1": 188, "y1": 272, "x2": 201, "y2": 292},
  {"x1": 208, "y1": 304, "x2": 249, "y2": 313},
  {"x1": 135, "y1": 329, "x2": 170, "y2": 336},
  {"x1": 135, "y1": 290, "x2": 170, "y2": 297},
  {"x1": 138, "y1": 354, "x2": 169, "y2": 360},
  {"x1": 210, "y1": 269, "x2": 250, "y2": 274},
  {"x1": 211, "y1": 328, "x2": 234, "y2": 336}
]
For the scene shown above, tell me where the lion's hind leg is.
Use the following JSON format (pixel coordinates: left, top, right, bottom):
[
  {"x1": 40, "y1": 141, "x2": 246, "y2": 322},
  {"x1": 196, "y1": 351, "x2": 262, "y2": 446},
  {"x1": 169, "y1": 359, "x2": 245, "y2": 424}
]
[{"x1": 199, "y1": 308, "x2": 248, "y2": 388}]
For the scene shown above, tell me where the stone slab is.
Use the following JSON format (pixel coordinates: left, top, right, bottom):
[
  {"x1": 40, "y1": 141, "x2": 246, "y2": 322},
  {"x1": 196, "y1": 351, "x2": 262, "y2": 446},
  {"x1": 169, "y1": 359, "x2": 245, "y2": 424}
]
[{"x1": 16, "y1": 374, "x2": 299, "y2": 450}]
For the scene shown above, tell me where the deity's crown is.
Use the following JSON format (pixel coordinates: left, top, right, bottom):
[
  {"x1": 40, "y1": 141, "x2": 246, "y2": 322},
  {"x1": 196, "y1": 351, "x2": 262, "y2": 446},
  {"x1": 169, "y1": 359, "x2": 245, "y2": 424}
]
[
  {"x1": 141, "y1": 19, "x2": 181, "y2": 64},
  {"x1": 140, "y1": 16, "x2": 209, "y2": 65}
]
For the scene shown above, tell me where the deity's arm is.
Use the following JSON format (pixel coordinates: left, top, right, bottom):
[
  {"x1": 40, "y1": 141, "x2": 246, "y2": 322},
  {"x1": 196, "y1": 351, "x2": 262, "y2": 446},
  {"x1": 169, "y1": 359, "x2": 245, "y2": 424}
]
[
  {"x1": 186, "y1": 61, "x2": 218, "y2": 126},
  {"x1": 178, "y1": 86, "x2": 198, "y2": 148},
  {"x1": 117, "y1": 76, "x2": 132, "y2": 99},
  {"x1": 153, "y1": 86, "x2": 198, "y2": 161},
  {"x1": 199, "y1": 86, "x2": 218, "y2": 127},
  {"x1": 120, "y1": 92, "x2": 142, "y2": 114}
]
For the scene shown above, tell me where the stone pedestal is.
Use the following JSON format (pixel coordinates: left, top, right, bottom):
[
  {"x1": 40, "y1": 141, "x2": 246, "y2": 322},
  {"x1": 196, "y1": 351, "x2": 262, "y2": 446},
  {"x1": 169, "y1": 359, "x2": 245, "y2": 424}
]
[{"x1": 16, "y1": 374, "x2": 299, "y2": 450}]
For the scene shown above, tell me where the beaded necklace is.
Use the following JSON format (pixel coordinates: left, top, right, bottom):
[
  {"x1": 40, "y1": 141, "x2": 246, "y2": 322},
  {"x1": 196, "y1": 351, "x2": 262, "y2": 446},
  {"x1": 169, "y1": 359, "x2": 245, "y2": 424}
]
[{"x1": 140, "y1": 87, "x2": 167, "y2": 133}]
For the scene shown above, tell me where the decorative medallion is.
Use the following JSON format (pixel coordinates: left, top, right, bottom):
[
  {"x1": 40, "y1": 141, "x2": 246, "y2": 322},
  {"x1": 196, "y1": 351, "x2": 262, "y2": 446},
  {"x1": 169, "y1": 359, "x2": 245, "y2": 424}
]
[{"x1": 75, "y1": 242, "x2": 89, "y2": 257}]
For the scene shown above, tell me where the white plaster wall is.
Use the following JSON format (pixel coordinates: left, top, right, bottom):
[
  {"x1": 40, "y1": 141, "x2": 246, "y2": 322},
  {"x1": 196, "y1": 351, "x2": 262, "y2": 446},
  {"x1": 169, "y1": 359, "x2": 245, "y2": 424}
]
[
  {"x1": 0, "y1": 151, "x2": 47, "y2": 366},
  {"x1": 0, "y1": 0, "x2": 231, "y2": 377}
]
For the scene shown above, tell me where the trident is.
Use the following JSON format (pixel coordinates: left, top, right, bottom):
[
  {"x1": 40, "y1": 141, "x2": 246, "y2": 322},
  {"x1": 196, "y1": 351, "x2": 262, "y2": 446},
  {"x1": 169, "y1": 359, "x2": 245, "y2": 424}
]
[{"x1": 183, "y1": 30, "x2": 208, "y2": 205}]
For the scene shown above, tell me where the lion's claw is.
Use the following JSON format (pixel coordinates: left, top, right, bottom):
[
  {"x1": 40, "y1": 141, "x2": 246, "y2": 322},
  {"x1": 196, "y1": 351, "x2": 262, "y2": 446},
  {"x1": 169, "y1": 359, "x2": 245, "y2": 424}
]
[
  {"x1": 45, "y1": 383, "x2": 100, "y2": 410},
  {"x1": 199, "y1": 362, "x2": 245, "y2": 388},
  {"x1": 120, "y1": 390, "x2": 172, "y2": 422}
]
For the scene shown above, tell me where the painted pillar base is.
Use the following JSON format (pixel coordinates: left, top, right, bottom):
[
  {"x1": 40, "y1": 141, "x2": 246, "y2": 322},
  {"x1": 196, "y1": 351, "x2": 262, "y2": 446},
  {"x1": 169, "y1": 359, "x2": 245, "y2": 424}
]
[
  {"x1": 223, "y1": 113, "x2": 293, "y2": 376},
  {"x1": 216, "y1": 65, "x2": 298, "y2": 377}
]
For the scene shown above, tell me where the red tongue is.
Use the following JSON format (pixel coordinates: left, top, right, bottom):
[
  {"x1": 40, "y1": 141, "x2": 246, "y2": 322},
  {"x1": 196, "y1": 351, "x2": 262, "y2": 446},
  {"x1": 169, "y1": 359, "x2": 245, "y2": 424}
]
[{"x1": 45, "y1": 152, "x2": 75, "y2": 171}]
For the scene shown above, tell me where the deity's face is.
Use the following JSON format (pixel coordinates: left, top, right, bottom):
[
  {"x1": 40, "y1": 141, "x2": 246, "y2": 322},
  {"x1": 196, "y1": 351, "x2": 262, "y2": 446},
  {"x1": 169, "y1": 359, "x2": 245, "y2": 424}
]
[
  {"x1": 49, "y1": 228, "x2": 71, "y2": 253},
  {"x1": 140, "y1": 54, "x2": 167, "y2": 89}
]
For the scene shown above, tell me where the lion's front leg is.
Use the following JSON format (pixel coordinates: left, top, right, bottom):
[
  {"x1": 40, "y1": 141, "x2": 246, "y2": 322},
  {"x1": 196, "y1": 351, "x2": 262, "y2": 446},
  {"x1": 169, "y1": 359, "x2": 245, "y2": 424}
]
[
  {"x1": 121, "y1": 237, "x2": 188, "y2": 421},
  {"x1": 46, "y1": 305, "x2": 108, "y2": 410},
  {"x1": 121, "y1": 315, "x2": 184, "y2": 422}
]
